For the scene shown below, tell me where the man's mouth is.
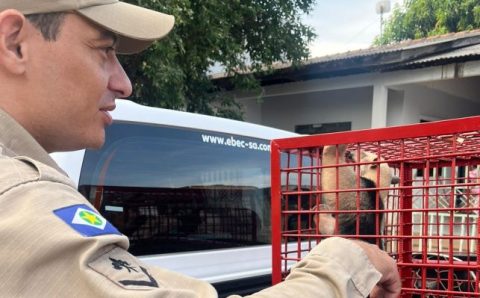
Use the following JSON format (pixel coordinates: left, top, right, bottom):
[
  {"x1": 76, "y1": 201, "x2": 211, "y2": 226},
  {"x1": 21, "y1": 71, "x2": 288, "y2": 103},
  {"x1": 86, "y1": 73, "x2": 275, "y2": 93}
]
[{"x1": 100, "y1": 105, "x2": 115, "y2": 125}]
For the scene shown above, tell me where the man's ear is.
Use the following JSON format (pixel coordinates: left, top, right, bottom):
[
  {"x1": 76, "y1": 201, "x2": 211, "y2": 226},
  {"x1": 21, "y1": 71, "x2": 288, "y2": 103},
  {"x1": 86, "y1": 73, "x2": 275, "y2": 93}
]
[{"x1": 0, "y1": 10, "x2": 28, "y2": 75}]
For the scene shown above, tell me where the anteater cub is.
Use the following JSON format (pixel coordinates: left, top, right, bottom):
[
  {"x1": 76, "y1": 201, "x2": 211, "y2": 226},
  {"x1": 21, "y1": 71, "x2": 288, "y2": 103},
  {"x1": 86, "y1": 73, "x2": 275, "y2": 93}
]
[{"x1": 313, "y1": 144, "x2": 399, "y2": 248}]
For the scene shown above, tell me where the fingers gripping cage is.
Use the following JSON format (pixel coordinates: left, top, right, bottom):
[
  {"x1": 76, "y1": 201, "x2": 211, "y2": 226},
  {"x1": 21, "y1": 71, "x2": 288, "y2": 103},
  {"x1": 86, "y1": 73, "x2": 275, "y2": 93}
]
[{"x1": 270, "y1": 116, "x2": 480, "y2": 297}]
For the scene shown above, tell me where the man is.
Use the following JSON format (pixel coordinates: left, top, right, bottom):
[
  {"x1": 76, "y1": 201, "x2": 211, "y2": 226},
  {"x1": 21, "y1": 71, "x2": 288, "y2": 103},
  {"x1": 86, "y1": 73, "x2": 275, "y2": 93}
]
[{"x1": 0, "y1": 1, "x2": 401, "y2": 297}]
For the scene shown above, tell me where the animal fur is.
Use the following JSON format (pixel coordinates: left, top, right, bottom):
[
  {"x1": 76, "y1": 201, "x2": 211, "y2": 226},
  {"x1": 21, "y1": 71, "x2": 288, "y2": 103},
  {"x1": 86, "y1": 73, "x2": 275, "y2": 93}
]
[
  {"x1": 313, "y1": 144, "x2": 398, "y2": 247},
  {"x1": 359, "y1": 150, "x2": 399, "y2": 202}
]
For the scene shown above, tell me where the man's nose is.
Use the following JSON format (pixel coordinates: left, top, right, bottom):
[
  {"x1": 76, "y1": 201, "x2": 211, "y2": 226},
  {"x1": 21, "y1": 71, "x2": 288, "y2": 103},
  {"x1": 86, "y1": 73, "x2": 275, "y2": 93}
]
[{"x1": 108, "y1": 55, "x2": 133, "y2": 98}]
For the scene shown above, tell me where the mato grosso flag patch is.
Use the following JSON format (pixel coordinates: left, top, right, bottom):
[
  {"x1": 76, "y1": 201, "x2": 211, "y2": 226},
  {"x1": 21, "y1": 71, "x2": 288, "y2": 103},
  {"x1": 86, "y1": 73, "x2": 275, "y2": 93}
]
[{"x1": 54, "y1": 204, "x2": 121, "y2": 237}]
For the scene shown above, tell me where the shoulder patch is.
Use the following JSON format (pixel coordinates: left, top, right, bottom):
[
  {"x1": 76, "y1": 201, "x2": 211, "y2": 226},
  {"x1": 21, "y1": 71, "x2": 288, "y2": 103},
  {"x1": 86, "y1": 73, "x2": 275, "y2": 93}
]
[
  {"x1": 54, "y1": 204, "x2": 121, "y2": 237},
  {"x1": 89, "y1": 246, "x2": 162, "y2": 290}
]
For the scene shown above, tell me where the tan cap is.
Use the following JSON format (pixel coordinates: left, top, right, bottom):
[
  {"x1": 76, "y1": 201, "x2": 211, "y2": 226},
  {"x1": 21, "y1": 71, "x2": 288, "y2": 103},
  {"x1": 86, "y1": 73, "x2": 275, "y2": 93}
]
[{"x1": 0, "y1": 0, "x2": 175, "y2": 54}]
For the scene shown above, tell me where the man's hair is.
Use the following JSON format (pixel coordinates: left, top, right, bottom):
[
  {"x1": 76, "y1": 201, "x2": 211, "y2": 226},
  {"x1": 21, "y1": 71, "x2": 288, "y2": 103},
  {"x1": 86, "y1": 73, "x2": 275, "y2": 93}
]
[{"x1": 25, "y1": 12, "x2": 66, "y2": 41}]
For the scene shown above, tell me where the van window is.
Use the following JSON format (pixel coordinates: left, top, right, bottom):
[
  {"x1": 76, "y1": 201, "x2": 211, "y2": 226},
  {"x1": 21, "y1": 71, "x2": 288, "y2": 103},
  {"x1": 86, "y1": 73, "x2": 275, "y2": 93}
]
[{"x1": 78, "y1": 121, "x2": 272, "y2": 255}]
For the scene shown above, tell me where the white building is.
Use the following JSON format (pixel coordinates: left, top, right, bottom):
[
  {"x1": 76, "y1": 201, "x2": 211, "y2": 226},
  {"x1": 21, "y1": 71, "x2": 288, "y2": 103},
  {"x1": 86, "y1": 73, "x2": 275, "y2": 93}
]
[{"x1": 213, "y1": 30, "x2": 480, "y2": 133}]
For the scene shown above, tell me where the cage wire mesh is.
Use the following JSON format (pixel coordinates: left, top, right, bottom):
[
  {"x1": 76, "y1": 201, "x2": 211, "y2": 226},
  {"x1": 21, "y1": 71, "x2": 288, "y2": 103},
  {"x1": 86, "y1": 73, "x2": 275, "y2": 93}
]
[{"x1": 270, "y1": 116, "x2": 480, "y2": 297}]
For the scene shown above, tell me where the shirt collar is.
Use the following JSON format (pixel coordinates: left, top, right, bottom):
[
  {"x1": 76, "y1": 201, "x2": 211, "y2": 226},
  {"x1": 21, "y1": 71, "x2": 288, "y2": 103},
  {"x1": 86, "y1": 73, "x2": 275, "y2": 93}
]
[{"x1": 0, "y1": 108, "x2": 68, "y2": 175}]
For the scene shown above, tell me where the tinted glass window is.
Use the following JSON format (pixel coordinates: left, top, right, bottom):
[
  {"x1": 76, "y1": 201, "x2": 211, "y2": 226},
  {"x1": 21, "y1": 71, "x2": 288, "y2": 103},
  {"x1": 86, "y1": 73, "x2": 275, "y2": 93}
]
[{"x1": 79, "y1": 121, "x2": 272, "y2": 255}]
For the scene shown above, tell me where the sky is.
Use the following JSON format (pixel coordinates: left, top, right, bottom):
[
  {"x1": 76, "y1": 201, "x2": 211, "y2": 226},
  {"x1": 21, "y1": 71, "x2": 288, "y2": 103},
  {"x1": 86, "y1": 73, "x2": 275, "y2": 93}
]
[{"x1": 304, "y1": 0, "x2": 404, "y2": 58}]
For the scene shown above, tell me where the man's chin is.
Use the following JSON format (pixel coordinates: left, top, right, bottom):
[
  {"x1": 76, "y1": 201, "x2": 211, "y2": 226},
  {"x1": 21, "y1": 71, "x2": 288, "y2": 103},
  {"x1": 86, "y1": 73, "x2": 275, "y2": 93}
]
[
  {"x1": 85, "y1": 138, "x2": 106, "y2": 150},
  {"x1": 69, "y1": 135, "x2": 106, "y2": 152}
]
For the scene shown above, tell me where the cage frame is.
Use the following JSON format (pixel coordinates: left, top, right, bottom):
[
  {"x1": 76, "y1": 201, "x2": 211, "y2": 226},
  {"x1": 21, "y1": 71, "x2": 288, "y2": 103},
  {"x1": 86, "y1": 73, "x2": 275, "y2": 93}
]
[{"x1": 270, "y1": 115, "x2": 480, "y2": 296}]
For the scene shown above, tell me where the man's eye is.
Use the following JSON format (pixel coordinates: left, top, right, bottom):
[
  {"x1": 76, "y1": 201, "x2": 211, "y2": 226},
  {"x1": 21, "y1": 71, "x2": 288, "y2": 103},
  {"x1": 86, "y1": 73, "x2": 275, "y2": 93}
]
[
  {"x1": 100, "y1": 46, "x2": 115, "y2": 55},
  {"x1": 104, "y1": 46, "x2": 115, "y2": 54}
]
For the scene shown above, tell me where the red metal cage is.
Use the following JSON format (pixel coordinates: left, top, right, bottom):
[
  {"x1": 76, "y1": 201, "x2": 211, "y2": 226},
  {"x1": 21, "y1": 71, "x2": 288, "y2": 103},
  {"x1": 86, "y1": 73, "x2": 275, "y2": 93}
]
[{"x1": 270, "y1": 116, "x2": 480, "y2": 297}]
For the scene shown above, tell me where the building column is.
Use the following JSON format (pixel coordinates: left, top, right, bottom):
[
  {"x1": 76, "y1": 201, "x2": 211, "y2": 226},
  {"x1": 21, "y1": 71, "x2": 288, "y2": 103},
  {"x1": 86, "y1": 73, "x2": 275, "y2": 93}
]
[{"x1": 371, "y1": 84, "x2": 388, "y2": 128}]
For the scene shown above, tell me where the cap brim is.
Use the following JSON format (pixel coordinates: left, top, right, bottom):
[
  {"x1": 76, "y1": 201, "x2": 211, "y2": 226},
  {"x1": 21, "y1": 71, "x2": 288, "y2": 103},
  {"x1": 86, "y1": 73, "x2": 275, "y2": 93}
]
[{"x1": 77, "y1": 2, "x2": 174, "y2": 54}]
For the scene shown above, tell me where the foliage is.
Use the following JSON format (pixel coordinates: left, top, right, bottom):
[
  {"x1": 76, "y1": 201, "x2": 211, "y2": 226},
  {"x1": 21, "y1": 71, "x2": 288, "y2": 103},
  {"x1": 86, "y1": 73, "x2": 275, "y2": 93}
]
[
  {"x1": 120, "y1": 0, "x2": 316, "y2": 119},
  {"x1": 375, "y1": 0, "x2": 480, "y2": 45}
]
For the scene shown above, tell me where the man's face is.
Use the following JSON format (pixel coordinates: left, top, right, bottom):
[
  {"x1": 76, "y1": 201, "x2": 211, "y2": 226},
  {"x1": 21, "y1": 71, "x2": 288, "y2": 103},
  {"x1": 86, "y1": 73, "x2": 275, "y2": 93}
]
[{"x1": 25, "y1": 13, "x2": 132, "y2": 152}]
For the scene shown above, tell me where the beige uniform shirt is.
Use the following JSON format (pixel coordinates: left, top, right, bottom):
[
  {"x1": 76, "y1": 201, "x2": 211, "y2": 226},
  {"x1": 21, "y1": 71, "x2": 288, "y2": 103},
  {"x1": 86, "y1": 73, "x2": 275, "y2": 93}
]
[{"x1": 0, "y1": 108, "x2": 381, "y2": 297}]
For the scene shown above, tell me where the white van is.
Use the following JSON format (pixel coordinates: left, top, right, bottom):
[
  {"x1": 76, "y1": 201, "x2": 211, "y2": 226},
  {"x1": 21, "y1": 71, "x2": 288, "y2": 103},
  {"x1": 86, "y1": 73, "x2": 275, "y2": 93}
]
[{"x1": 51, "y1": 99, "x2": 296, "y2": 296}]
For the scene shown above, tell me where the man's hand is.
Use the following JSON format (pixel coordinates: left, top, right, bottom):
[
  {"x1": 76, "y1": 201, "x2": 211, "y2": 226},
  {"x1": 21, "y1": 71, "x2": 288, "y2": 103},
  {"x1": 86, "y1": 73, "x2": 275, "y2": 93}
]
[{"x1": 353, "y1": 241, "x2": 401, "y2": 298}]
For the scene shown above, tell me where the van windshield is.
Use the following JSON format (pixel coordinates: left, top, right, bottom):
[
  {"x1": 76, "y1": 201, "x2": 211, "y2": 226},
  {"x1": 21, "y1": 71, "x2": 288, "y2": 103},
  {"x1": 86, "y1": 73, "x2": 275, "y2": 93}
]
[{"x1": 79, "y1": 121, "x2": 272, "y2": 255}]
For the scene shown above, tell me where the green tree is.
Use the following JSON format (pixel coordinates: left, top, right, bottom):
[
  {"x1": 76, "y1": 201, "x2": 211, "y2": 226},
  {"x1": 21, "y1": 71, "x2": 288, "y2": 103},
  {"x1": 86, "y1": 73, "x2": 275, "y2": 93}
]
[
  {"x1": 375, "y1": 0, "x2": 480, "y2": 45},
  {"x1": 120, "y1": 0, "x2": 316, "y2": 119}
]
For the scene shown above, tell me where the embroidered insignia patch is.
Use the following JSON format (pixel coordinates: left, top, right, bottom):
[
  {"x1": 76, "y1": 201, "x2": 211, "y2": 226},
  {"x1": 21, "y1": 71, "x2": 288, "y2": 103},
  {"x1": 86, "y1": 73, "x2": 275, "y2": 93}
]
[
  {"x1": 89, "y1": 246, "x2": 161, "y2": 290},
  {"x1": 54, "y1": 204, "x2": 121, "y2": 237}
]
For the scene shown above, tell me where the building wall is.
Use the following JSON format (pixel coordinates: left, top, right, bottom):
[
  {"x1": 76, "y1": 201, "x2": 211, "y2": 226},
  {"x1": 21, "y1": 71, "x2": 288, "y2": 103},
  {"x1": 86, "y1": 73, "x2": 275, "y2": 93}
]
[
  {"x1": 236, "y1": 76, "x2": 480, "y2": 133},
  {"x1": 239, "y1": 97, "x2": 263, "y2": 124},
  {"x1": 240, "y1": 87, "x2": 373, "y2": 132},
  {"x1": 386, "y1": 89, "x2": 405, "y2": 127},
  {"x1": 402, "y1": 84, "x2": 480, "y2": 123}
]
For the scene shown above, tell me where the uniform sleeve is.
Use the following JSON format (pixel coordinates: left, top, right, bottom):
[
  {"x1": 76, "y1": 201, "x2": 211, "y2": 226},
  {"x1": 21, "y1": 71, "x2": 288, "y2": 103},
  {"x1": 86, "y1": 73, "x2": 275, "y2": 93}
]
[
  {"x1": 229, "y1": 237, "x2": 382, "y2": 298},
  {"x1": 0, "y1": 170, "x2": 217, "y2": 298}
]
